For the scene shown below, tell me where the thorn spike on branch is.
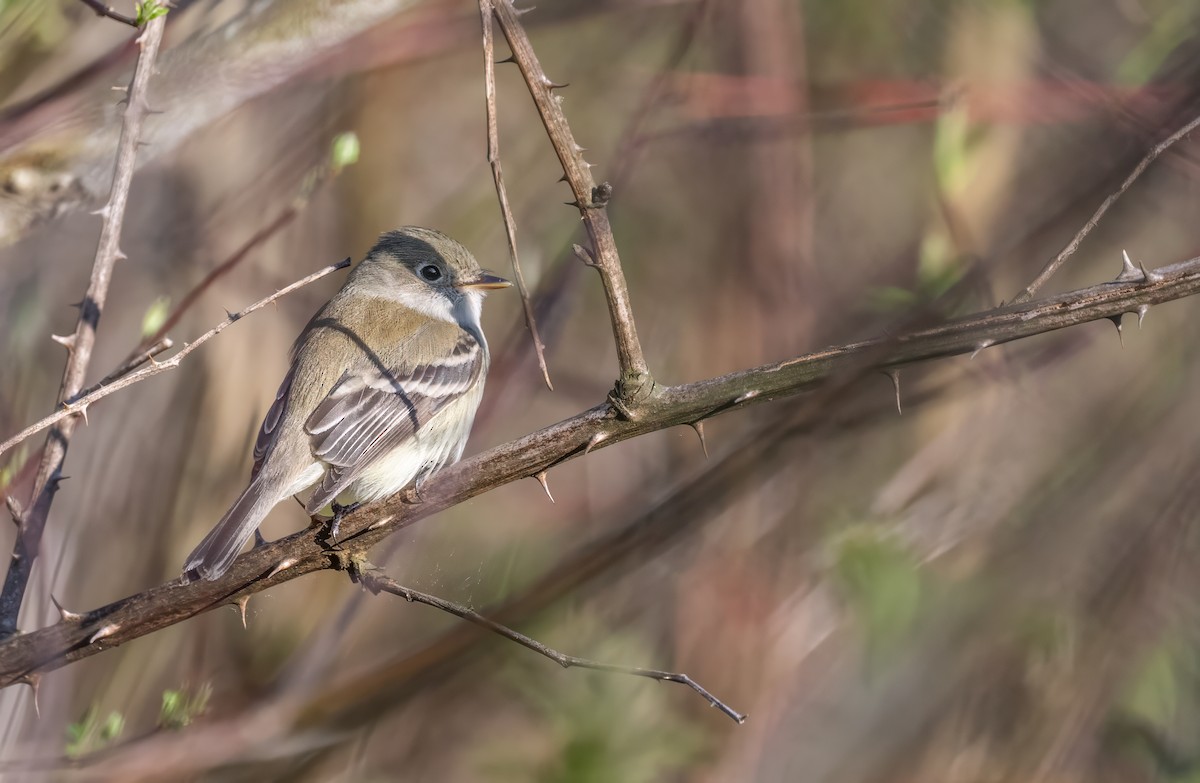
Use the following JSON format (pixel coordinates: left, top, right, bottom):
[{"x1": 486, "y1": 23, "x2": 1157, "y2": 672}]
[
  {"x1": 50, "y1": 334, "x2": 76, "y2": 350},
  {"x1": 496, "y1": 55, "x2": 516, "y2": 65},
  {"x1": 689, "y1": 421, "x2": 709, "y2": 459},
  {"x1": 970, "y1": 340, "x2": 994, "y2": 360},
  {"x1": 1137, "y1": 304, "x2": 1150, "y2": 328},
  {"x1": 584, "y1": 431, "x2": 607, "y2": 455},
  {"x1": 1108, "y1": 314, "x2": 1125, "y2": 347},
  {"x1": 733, "y1": 390, "x2": 759, "y2": 405},
  {"x1": 90, "y1": 205, "x2": 110, "y2": 219},
  {"x1": 884, "y1": 369, "x2": 902, "y2": 414},
  {"x1": 49, "y1": 594, "x2": 82, "y2": 622},
  {"x1": 1116, "y1": 250, "x2": 1145, "y2": 283},
  {"x1": 1139, "y1": 261, "x2": 1164, "y2": 284},
  {"x1": 88, "y1": 623, "x2": 119, "y2": 644},
  {"x1": 233, "y1": 596, "x2": 250, "y2": 629},
  {"x1": 113, "y1": 248, "x2": 128, "y2": 261},
  {"x1": 20, "y1": 674, "x2": 40, "y2": 718},
  {"x1": 534, "y1": 471, "x2": 555, "y2": 503},
  {"x1": 514, "y1": 4, "x2": 534, "y2": 15},
  {"x1": 268, "y1": 558, "x2": 299, "y2": 578}
]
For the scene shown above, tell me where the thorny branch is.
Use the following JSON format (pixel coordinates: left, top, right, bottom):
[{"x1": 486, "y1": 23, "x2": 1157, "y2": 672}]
[
  {"x1": 355, "y1": 563, "x2": 746, "y2": 722},
  {"x1": 0, "y1": 260, "x2": 351, "y2": 460},
  {"x1": 0, "y1": 252, "x2": 1198, "y2": 685},
  {"x1": 76, "y1": 0, "x2": 139, "y2": 28},
  {"x1": 491, "y1": 0, "x2": 653, "y2": 410},
  {"x1": 479, "y1": 0, "x2": 554, "y2": 390},
  {"x1": 0, "y1": 15, "x2": 167, "y2": 640},
  {"x1": 1012, "y1": 110, "x2": 1200, "y2": 303}
]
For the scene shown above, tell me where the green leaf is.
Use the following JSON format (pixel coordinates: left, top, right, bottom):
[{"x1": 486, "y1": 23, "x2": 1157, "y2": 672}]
[{"x1": 135, "y1": 0, "x2": 168, "y2": 26}]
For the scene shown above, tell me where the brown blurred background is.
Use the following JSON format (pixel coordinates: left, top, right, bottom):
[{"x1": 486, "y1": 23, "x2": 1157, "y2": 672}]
[{"x1": 3, "y1": 0, "x2": 1200, "y2": 780}]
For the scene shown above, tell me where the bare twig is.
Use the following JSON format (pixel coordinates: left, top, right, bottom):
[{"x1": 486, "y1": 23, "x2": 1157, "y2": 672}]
[
  {"x1": 491, "y1": 0, "x2": 653, "y2": 409},
  {"x1": 1012, "y1": 111, "x2": 1200, "y2": 303},
  {"x1": 356, "y1": 564, "x2": 745, "y2": 723},
  {"x1": 0, "y1": 16, "x2": 167, "y2": 639},
  {"x1": 1, "y1": 252, "x2": 1199, "y2": 683},
  {"x1": 478, "y1": 0, "x2": 553, "y2": 390},
  {"x1": 122, "y1": 144, "x2": 350, "y2": 366},
  {"x1": 88, "y1": 338, "x2": 173, "y2": 394},
  {"x1": 77, "y1": 0, "x2": 139, "y2": 28},
  {"x1": 0, "y1": 260, "x2": 350, "y2": 460}
]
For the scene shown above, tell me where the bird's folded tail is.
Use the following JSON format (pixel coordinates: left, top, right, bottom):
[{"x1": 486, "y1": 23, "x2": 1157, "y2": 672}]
[{"x1": 182, "y1": 478, "x2": 279, "y2": 583}]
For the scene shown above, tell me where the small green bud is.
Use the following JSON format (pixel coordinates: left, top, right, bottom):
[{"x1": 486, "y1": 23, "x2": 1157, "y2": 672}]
[
  {"x1": 141, "y1": 296, "x2": 171, "y2": 338},
  {"x1": 331, "y1": 132, "x2": 360, "y2": 172}
]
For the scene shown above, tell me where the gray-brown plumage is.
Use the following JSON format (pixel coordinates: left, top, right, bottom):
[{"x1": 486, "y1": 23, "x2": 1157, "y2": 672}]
[{"x1": 182, "y1": 227, "x2": 509, "y2": 582}]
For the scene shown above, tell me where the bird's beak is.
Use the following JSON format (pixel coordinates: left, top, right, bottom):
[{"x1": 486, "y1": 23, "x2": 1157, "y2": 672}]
[{"x1": 457, "y1": 272, "x2": 512, "y2": 290}]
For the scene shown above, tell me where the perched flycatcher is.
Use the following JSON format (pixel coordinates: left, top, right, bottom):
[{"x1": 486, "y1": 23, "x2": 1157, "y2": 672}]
[{"x1": 182, "y1": 227, "x2": 510, "y2": 582}]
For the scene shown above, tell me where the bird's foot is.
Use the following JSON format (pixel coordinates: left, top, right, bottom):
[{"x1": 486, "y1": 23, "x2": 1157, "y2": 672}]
[{"x1": 323, "y1": 500, "x2": 362, "y2": 542}]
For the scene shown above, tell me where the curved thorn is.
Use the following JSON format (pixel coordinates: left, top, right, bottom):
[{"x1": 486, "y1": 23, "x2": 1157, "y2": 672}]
[
  {"x1": 733, "y1": 390, "x2": 759, "y2": 405},
  {"x1": 883, "y1": 368, "x2": 902, "y2": 414},
  {"x1": 534, "y1": 471, "x2": 555, "y2": 503},
  {"x1": 970, "y1": 340, "x2": 994, "y2": 360},
  {"x1": 20, "y1": 674, "x2": 40, "y2": 717},
  {"x1": 689, "y1": 421, "x2": 709, "y2": 459},
  {"x1": 584, "y1": 431, "x2": 607, "y2": 455},
  {"x1": 1139, "y1": 261, "x2": 1165, "y2": 284},
  {"x1": 268, "y1": 558, "x2": 299, "y2": 579},
  {"x1": 1108, "y1": 314, "x2": 1125, "y2": 347},
  {"x1": 49, "y1": 594, "x2": 83, "y2": 622},
  {"x1": 233, "y1": 596, "x2": 250, "y2": 629},
  {"x1": 89, "y1": 623, "x2": 120, "y2": 644},
  {"x1": 1136, "y1": 303, "x2": 1150, "y2": 329},
  {"x1": 50, "y1": 333, "x2": 76, "y2": 350}
]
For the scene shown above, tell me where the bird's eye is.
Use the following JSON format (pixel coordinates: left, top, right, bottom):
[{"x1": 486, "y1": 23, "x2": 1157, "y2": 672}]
[{"x1": 419, "y1": 264, "x2": 442, "y2": 282}]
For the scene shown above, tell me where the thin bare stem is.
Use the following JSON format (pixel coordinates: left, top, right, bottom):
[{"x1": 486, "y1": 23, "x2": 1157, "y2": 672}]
[
  {"x1": 76, "y1": 0, "x2": 139, "y2": 28},
  {"x1": 479, "y1": 0, "x2": 553, "y2": 391},
  {"x1": 88, "y1": 338, "x2": 173, "y2": 394},
  {"x1": 491, "y1": 0, "x2": 652, "y2": 409},
  {"x1": 357, "y1": 565, "x2": 745, "y2": 723},
  {"x1": 1013, "y1": 111, "x2": 1200, "y2": 303},
  {"x1": 0, "y1": 260, "x2": 350, "y2": 460},
  {"x1": 1, "y1": 252, "x2": 1199, "y2": 684},
  {"x1": 123, "y1": 152, "x2": 347, "y2": 366},
  {"x1": 0, "y1": 16, "x2": 166, "y2": 639}
]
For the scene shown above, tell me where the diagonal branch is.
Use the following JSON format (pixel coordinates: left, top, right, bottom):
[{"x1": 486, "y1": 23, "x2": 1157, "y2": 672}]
[
  {"x1": 479, "y1": 0, "x2": 554, "y2": 390},
  {"x1": 354, "y1": 563, "x2": 745, "y2": 722},
  {"x1": 1012, "y1": 110, "x2": 1200, "y2": 303},
  {"x1": 0, "y1": 15, "x2": 167, "y2": 640},
  {"x1": 0, "y1": 260, "x2": 351, "y2": 460},
  {"x1": 76, "y1": 0, "x2": 139, "y2": 28},
  {"x1": 0, "y1": 252, "x2": 1197, "y2": 685},
  {"x1": 491, "y1": 0, "x2": 652, "y2": 410}
]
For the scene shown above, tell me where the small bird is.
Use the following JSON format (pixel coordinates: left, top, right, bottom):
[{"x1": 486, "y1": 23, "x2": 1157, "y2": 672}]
[{"x1": 182, "y1": 227, "x2": 510, "y2": 582}]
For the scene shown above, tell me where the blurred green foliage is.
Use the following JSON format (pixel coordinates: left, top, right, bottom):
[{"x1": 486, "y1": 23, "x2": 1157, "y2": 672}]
[
  {"x1": 829, "y1": 526, "x2": 923, "y2": 662},
  {"x1": 158, "y1": 683, "x2": 211, "y2": 730},
  {"x1": 65, "y1": 705, "x2": 124, "y2": 758},
  {"x1": 479, "y1": 620, "x2": 706, "y2": 783}
]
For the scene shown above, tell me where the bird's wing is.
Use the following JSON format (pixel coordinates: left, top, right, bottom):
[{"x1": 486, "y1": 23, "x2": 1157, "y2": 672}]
[
  {"x1": 251, "y1": 363, "x2": 297, "y2": 480},
  {"x1": 302, "y1": 331, "x2": 483, "y2": 512}
]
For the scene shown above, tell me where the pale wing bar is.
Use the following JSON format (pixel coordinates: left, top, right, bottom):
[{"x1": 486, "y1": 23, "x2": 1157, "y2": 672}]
[{"x1": 303, "y1": 333, "x2": 482, "y2": 512}]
